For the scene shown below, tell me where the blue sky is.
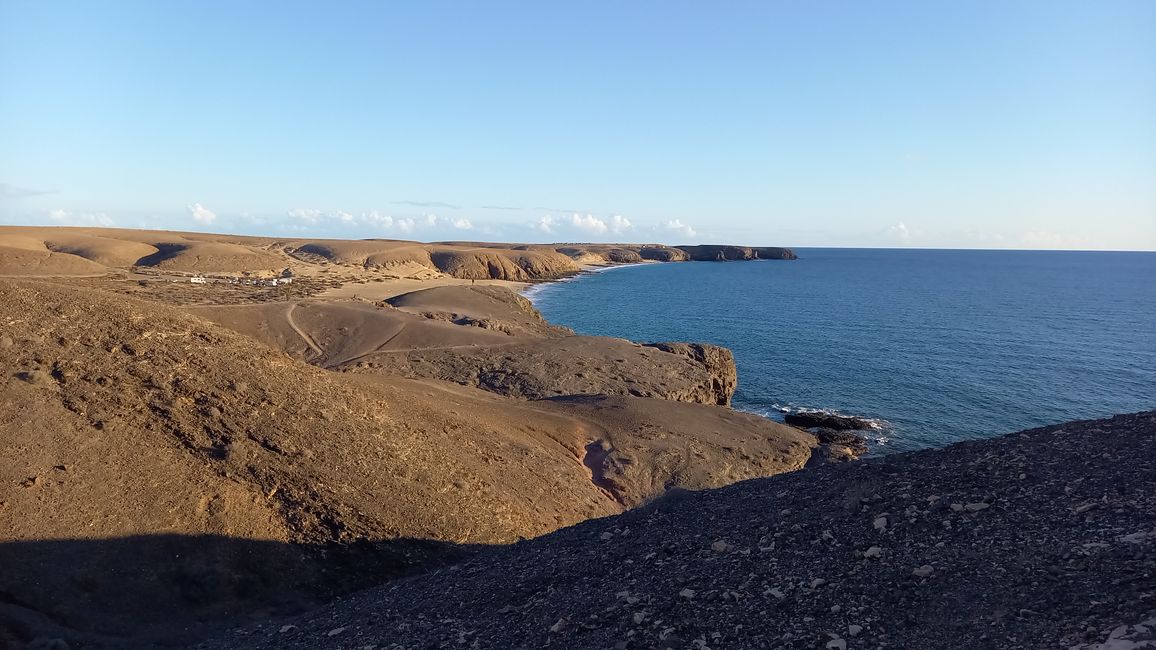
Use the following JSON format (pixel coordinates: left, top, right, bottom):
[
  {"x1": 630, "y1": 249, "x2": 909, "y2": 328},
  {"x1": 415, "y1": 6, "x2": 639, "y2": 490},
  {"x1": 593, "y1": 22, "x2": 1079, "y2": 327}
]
[{"x1": 1, "y1": 1, "x2": 1153, "y2": 249}]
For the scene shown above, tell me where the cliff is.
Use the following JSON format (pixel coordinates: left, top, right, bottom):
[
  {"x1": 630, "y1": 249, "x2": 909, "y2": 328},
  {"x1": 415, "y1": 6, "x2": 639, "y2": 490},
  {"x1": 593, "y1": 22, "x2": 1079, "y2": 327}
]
[{"x1": 678, "y1": 244, "x2": 799, "y2": 261}]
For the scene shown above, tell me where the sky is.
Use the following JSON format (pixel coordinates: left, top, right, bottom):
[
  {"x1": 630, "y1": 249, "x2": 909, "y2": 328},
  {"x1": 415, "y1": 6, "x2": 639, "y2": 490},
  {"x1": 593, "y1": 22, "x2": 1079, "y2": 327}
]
[{"x1": 1, "y1": 1, "x2": 1154, "y2": 249}]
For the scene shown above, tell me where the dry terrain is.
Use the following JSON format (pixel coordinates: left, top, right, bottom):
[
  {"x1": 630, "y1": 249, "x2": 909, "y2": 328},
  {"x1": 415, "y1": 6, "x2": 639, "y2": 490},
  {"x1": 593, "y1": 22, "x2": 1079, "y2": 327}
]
[
  {"x1": 0, "y1": 226, "x2": 825, "y2": 648},
  {"x1": 205, "y1": 411, "x2": 1156, "y2": 650}
]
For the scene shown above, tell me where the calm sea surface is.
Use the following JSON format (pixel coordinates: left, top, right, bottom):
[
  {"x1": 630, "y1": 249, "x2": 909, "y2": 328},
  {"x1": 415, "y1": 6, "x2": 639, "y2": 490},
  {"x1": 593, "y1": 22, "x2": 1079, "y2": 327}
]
[{"x1": 526, "y1": 249, "x2": 1156, "y2": 452}]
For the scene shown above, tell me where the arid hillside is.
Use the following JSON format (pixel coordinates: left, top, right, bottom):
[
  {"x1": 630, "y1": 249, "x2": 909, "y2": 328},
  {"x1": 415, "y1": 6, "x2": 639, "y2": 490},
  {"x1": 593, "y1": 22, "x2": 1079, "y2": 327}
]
[
  {"x1": 0, "y1": 226, "x2": 796, "y2": 282},
  {"x1": 0, "y1": 277, "x2": 824, "y2": 647},
  {"x1": 207, "y1": 410, "x2": 1156, "y2": 650},
  {"x1": 0, "y1": 227, "x2": 815, "y2": 647}
]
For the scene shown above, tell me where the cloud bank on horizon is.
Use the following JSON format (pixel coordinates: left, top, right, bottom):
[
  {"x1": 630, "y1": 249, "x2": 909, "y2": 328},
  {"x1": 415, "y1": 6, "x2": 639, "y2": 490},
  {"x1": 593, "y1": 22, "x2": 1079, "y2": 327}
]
[{"x1": 1, "y1": 200, "x2": 1143, "y2": 251}]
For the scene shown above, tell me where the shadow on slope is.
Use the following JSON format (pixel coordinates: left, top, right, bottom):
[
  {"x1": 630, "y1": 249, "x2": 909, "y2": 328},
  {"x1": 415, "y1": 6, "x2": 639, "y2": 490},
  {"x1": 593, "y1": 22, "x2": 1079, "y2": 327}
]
[{"x1": 0, "y1": 534, "x2": 484, "y2": 649}]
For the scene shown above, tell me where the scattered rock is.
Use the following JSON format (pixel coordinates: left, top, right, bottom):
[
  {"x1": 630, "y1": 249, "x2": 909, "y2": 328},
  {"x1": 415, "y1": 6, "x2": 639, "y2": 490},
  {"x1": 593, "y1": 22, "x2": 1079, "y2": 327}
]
[{"x1": 913, "y1": 565, "x2": 934, "y2": 578}]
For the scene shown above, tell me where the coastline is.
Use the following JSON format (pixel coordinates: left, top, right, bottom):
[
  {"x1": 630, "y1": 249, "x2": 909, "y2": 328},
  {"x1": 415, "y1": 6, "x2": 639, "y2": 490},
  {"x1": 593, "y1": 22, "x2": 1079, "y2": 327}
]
[{"x1": 2, "y1": 229, "x2": 1154, "y2": 648}]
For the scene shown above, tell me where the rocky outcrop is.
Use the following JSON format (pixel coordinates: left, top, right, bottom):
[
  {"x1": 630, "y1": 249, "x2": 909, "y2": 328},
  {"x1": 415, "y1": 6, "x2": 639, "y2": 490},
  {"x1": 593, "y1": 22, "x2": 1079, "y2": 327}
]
[
  {"x1": 677, "y1": 244, "x2": 798, "y2": 261},
  {"x1": 427, "y1": 248, "x2": 580, "y2": 280},
  {"x1": 642, "y1": 342, "x2": 737, "y2": 406},
  {"x1": 637, "y1": 245, "x2": 690, "y2": 262},
  {"x1": 785, "y1": 411, "x2": 876, "y2": 430}
]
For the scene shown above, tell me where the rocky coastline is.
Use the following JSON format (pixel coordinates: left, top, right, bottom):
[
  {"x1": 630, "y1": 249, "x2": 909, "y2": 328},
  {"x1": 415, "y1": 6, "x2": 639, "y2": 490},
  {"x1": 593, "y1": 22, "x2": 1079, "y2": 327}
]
[{"x1": 1, "y1": 227, "x2": 1149, "y2": 650}]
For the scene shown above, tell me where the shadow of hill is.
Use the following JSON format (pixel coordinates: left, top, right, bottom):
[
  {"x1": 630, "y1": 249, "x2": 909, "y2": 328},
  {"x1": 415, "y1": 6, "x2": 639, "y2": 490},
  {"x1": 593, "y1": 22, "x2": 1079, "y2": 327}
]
[
  {"x1": 132, "y1": 243, "x2": 189, "y2": 268},
  {"x1": 0, "y1": 534, "x2": 484, "y2": 649}
]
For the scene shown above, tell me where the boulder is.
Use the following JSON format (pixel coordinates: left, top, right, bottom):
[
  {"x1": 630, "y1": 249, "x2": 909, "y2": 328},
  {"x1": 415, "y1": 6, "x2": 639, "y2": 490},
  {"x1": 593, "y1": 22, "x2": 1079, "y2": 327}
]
[{"x1": 785, "y1": 411, "x2": 875, "y2": 430}]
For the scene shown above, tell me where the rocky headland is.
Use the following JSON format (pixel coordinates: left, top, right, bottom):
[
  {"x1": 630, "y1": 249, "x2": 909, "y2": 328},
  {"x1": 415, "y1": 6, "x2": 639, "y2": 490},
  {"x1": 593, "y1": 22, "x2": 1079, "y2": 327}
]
[{"x1": 0, "y1": 226, "x2": 1150, "y2": 650}]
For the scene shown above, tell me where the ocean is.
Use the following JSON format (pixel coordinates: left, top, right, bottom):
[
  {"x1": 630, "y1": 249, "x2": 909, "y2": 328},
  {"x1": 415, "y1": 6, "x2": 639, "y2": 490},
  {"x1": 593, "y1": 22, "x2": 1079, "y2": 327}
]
[{"x1": 525, "y1": 248, "x2": 1156, "y2": 453}]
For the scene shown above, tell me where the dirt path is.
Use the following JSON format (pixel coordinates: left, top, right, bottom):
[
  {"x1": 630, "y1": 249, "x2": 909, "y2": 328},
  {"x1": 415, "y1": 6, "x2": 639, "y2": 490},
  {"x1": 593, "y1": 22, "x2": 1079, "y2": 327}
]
[{"x1": 284, "y1": 302, "x2": 323, "y2": 359}]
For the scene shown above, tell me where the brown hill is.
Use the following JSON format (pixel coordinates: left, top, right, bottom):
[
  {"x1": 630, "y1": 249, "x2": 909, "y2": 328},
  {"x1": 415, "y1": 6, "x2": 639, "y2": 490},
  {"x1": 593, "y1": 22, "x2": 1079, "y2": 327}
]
[
  {"x1": 0, "y1": 278, "x2": 821, "y2": 646},
  {"x1": 187, "y1": 285, "x2": 739, "y2": 405},
  {"x1": 0, "y1": 227, "x2": 798, "y2": 283}
]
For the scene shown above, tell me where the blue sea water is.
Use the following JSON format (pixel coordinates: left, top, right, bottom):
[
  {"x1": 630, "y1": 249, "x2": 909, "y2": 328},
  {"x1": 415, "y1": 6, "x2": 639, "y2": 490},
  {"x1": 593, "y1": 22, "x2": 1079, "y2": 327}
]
[{"x1": 526, "y1": 249, "x2": 1156, "y2": 453}]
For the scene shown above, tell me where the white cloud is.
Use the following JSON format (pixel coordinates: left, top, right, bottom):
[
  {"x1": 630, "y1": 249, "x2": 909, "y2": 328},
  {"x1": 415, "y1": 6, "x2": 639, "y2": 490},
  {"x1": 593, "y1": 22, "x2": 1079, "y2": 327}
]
[
  {"x1": 187, "y1": 203, "x2": 217, "y2": 224},
  {"x1": 287, "y1": 208, "x2": 324, "y2": 224},
  {"x1": 361, "y1": 211, "x2": 394, "y2": 228},
  {"x1": 395, "y1": 217, "x2": 416, "y2": 233},
  {"x1": 47, "y1": 208, "x2": 114, "y2": 227},
  {"x1": 609, "y1": 215, "x2": 632, "y2": 234},
  {"x1": 535, "y1": 215, "x2": 555, "y2": 233},
  {"x1": 452, "y1": 218, "x2": 473, "y2": 230},
  {"x1": 423, "y1": 213, "x2": 438, "y2": 226},
  {"x1": 571, "y1": 213, "x2": 609, "y2": 234},
  {"x1": 661, "y1": 219, "x2": 696, "y2": 238},
  {"x1": 887, "y1": 222, "x2": 911, "y2": 242}
]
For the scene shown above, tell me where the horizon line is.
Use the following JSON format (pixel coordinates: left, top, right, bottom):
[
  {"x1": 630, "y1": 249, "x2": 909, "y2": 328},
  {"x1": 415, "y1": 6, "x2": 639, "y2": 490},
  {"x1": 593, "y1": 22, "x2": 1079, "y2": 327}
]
[{"x1": 2, "y1": 223, "x2": 1153, "y2": 254}]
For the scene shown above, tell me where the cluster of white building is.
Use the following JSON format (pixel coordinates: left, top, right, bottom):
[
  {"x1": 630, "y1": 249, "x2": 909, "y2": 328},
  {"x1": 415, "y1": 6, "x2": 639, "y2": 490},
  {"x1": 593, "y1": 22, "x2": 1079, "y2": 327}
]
[{"x1": 188, "y1": 269, "x2": 295, "y2": 286}]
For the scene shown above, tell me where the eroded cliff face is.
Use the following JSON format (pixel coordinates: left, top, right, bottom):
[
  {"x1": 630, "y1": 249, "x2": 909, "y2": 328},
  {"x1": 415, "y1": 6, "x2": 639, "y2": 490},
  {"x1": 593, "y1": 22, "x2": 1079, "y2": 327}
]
[
  {"x1": 642, "y1": 342, "x2": 737, "y2": 406},
  {"x1": 677, "y1": 245, "x2": 798, "y2": 261}
]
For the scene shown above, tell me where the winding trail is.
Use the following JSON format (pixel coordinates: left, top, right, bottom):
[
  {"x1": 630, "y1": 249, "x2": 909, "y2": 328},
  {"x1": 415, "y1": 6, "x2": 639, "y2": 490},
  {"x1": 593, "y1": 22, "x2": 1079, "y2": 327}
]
[{"x1": 284, "y1": 302, "x2": 323, "y2": 359}]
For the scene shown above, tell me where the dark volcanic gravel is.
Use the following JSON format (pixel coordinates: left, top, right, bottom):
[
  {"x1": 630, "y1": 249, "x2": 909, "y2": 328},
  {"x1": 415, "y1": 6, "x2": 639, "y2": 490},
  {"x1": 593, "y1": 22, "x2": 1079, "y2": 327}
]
[{"x1": 207, "y1": 411, "x2": 1156, "y2": 650}]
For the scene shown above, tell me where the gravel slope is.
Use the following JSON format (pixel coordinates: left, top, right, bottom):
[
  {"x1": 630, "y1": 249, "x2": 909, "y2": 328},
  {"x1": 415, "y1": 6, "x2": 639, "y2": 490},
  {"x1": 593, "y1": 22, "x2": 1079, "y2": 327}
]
[{"x1": 208, "y1": 411, "x2": 1156, "y2": 650}]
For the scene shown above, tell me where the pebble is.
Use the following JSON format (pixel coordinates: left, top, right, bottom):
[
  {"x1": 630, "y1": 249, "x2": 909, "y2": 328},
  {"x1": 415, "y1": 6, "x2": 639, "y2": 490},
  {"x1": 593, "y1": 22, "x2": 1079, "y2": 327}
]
[
  {"x1": 913, "y1": 565, "x2": 934, "y2": 577},
  {"x1": 549, "y1": 618, "x2": 567, "y2": 633},
  {"x1": 679, "y1": 588, "x2": 696, "y2": 599},
  {"x1": 279, "y1": 625, "x2": 296, "y2": 633},
  {"x1": 950, "y1": 503, "x2": 964, "y2": 512},
  {"x1": 326, "y1": 627, "x2": 346, "y2": 637},
  {"x1": 810, "y1": 578, "x2": 827, "y2": 588},
  {"x1": 600, "y1": 532, "x2": 613, "y2": 541},
  {"x1": 873, "y1": 516, "x2": 888, "y2": 530},
  {"x1": 848, "y1": 624, "x2": 863, "y2": 637},
  {"x1": 711, "y1": 540, "x2": 731, "y2": 553},
  {"x1": 826, "y1": 639, "x2": 847, "y2": 650},
  {"x1": 864, "y1": 546, "x2": 882, "y2": 559},
  {"x1": 964, "y1": 502, "x2": 990, "y2": 512}
]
